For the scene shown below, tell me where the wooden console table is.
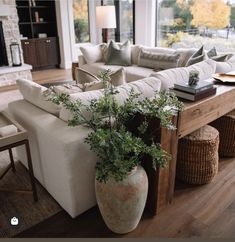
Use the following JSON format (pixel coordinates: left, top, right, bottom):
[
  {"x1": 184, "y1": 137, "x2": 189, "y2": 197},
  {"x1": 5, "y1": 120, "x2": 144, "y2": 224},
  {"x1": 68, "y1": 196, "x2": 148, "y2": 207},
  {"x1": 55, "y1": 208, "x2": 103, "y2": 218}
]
[
  {"x1": 0, "y1": 111, "x2": 38, "y2": 201},
  {"x1": 147, "y1": 82, "x2": 235, "y2": 216}
]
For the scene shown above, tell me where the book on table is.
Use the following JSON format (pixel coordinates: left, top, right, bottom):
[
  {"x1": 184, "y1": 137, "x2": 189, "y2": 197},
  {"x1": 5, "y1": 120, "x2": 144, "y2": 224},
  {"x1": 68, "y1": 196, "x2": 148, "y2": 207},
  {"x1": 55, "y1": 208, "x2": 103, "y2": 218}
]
[
  {"x1": 171, "y1": 86, "x2": 216, "y2": 101},
  {"x1": 174, "y1": 80, "x2": 213, "y2": 94}
]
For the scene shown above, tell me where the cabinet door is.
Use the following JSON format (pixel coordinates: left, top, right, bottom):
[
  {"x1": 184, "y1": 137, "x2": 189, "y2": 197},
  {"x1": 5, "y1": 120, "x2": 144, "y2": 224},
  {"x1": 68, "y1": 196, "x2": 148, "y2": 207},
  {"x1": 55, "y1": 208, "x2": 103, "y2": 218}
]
[
  {"x1": 45, "y1": 37, "x2": 60, "y2": 66},
  {"x1": 21, "y1": 40, "x2": 37, "y2": 68},
  {"x1": 35, "y1": 39, "x2": 48, "y2": 68}
]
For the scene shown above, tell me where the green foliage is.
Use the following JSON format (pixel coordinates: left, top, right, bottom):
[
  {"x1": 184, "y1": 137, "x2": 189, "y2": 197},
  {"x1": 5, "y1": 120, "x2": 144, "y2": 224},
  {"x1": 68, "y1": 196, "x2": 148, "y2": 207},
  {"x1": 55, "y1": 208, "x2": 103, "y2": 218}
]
[
  {"x1": 161, "y1": 31, "x2": 186, "y2": 47},
  {"x1": 48, "y1": 70, "x2": 183, "y2": 183},
  {"x1": 74, "y1": 18, "x2": 89, "y2": 43}
]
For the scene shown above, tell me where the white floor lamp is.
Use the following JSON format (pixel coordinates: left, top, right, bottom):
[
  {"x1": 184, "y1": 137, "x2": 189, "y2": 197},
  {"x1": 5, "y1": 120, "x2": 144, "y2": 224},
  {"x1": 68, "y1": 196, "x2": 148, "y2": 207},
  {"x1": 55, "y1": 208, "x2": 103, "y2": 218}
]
[{"x1": 96, "y1": 5, "x2": 116, "y2": 43}]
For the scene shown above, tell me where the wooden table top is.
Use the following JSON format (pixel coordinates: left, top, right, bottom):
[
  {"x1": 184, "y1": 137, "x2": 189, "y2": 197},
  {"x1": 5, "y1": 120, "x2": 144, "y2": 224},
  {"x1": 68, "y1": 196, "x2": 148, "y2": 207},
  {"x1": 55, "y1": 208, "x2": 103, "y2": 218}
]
[{"x1": 177, "y1": 80, "x2": 235, "y2": 138}]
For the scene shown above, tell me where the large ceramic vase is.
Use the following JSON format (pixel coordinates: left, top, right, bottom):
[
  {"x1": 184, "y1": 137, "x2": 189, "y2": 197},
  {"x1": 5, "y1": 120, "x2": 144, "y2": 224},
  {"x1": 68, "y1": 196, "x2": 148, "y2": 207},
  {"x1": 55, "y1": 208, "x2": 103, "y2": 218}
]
[{"x1": 95, "y1": 165, "x2": 148, "y2": 234}]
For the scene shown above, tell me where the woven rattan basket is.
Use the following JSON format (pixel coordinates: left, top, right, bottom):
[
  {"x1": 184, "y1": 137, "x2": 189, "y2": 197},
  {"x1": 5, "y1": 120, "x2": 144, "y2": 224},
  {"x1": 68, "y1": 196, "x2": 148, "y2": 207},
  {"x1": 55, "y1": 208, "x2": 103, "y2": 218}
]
[
  {"x1": 177, "y1": 125, "x2": 219, "y2": 185},
  {"x1": 210, "y1": 110, "x2": 235, "y2": 157}
]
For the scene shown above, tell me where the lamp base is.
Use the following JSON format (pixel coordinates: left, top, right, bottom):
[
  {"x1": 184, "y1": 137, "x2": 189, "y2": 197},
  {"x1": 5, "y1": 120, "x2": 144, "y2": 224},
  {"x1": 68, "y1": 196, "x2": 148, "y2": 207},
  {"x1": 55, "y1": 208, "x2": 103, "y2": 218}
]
[{"x1": 102, "y1": 28, "x2": 108, "y2": 43}]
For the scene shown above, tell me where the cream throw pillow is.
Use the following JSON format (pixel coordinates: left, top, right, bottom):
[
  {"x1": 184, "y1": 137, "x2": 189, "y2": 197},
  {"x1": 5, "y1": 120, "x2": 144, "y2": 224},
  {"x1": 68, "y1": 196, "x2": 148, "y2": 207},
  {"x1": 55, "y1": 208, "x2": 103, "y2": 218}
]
[
  {"x1": 76, "y1": 68, "x2": 100, "y2": 85},
  {"x1": 80, "y1": 44, "x2": 103, "y2": 64},
  {"x1": 84, "y1": 68, "x2": 126, "y2": 91},
  {"x1": 52, "y1": 84, "x2": 83, "y2": 95},
  {"x1": 16, "y1": 78, "x2": 61, "y2": 115}
]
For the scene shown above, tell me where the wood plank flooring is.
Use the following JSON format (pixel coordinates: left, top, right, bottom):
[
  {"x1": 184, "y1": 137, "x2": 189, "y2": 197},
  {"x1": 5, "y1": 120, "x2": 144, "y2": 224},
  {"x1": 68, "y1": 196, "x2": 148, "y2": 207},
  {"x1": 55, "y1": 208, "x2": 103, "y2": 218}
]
[
  {"x1": 16, "y1": 157, "x2": 235, "y2": 238},
  {"x1": 0, "y1": 68, "x2": 72, "y2": 93}
]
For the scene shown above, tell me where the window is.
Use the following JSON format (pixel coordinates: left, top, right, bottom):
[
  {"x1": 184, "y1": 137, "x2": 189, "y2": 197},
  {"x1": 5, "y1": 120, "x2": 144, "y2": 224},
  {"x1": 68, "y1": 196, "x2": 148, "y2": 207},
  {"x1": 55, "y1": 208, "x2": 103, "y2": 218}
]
[
  {"x1": 73, "y1": 0, "x2": 90, "y2": 43},
  {"x1": 119, "y1": 0, "x2": 134, "y2": 42},
  {"x1": 157, "y1": 0, "x2": 235, "y2": 53},
  {"x1": 102, "y1": 0, "x2": 135, "y2": 43}
]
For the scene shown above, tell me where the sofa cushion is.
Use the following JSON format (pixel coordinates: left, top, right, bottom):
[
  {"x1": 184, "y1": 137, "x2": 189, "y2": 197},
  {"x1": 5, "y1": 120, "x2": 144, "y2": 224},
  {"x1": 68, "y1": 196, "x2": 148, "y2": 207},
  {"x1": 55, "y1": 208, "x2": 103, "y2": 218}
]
[
  {"x1": 16, "y1": 78, "x2": 61, "y2": 115},
  {"x1": 138, "y1": 48, "x2": 180, "y2": 70},
  {"x1": 76, "y1": 68, "x2": 100, "y2": 85},
  {"x1": 211, "y1": 54, "x2": 232, "y2": 62},
  {"x1": 151, "y1": 59, "x2": 216, "y2": 90},
  {"x1": 125, "y1": 65, "x2": 155, "y2": 82},
  {"x1": 215, "y1": 61, "x2": 235, "y2": 73},
  {"x1": 131, "y1": 45, "x2": 142, "y2": 65},
  {"x1": 207, "y1": 47, "x2": 217, "y2": 58},
  {"x1": 186, "y1": 46, "x2": 206, "y2": 66},
  {"x1": 175, "y1": 48, "x2": 197, "y2": 67},
  {"x1": 140, "y1": 46, "x2": 196, "y2": 67},
  {"x1": 53, "y1": 84, "x2": 83, "y2": 95},
  {"x1": 81, "y1": 62, "x2": 121, "y2": 76},
  {"x1": 106, "y1": 40, "x2": 131, "y2": 66},
  {"x1": 84, "y1": 68, "x2": 126, "y2": 91},
  {"x1": 59, "y1": 77, "x2": 161, "y2": 122},
  {"x1": 80, "y1": 44, "x2": 103, "y2": 64}
]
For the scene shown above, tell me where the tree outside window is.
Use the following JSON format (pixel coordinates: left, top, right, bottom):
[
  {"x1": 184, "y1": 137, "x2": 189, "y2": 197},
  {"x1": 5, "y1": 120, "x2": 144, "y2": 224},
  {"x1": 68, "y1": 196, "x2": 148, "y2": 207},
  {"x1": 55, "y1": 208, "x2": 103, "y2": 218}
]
[
  {"x1": 157, "y1": 0, "x2": 235, "y2": 53},
  {"x1": 73, "y1": 0, "x2": 90, "y2": 43}
]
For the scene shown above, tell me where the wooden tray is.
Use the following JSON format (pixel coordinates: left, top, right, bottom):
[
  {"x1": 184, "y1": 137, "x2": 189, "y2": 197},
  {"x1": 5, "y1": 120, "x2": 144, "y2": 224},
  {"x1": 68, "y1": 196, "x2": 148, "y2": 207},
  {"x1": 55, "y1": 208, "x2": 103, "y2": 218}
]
[{"x1": 213, "y1": 72, "x2": 235, "y2": 83}]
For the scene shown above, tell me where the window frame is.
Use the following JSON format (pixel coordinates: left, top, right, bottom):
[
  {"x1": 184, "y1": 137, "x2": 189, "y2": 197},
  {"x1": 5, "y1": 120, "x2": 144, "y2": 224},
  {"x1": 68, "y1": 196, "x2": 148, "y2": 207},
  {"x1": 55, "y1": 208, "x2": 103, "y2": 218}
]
[{"x1": 101, "y1": 0, "x2": 136, "y2": 44}]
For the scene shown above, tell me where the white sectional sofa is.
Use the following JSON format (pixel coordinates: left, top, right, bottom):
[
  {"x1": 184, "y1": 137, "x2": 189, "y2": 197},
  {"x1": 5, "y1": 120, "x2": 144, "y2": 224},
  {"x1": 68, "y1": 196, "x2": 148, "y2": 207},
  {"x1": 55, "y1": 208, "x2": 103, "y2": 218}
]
[
  {"x1": 78, "y1": 44, "x2": 235, "y2": 86},
  {"x1": 8, "y1": 44, "x2": 235, "y2": 218},
  {"x1": 78, "y1": 45, "x2": 196, "y2": 83},
  {"x1": 8, "y1": 77, "x2": 161, "y2": 218}
]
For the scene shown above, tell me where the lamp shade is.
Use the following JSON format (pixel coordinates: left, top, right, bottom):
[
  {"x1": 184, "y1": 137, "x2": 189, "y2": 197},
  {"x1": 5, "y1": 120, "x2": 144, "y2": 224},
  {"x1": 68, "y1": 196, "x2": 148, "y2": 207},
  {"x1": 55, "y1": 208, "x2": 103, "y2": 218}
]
[{"x1": 96, "y1": 6, "x2": 116, "y2": 29}]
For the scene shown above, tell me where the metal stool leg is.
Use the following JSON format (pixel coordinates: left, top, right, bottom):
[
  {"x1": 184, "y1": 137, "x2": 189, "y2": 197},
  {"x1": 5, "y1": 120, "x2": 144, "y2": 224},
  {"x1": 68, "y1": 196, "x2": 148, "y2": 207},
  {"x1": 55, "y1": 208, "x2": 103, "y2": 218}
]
[
  {"x1": 25, "y1": 140, "x2": 38, "y2": 202},
  {"x1": 8, "y1": 148, "x2": 16, "y2": 172}
]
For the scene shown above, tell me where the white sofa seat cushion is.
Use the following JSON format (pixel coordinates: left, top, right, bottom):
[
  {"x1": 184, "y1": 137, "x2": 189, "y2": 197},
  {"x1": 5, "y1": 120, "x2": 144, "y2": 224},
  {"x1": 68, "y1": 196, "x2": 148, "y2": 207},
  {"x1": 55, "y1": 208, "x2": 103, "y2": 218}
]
[
  {"x1": 81, "y1": 62, "x2": 121, "y2": 76},
  {"x1": 151, "y1": 59, "x2": 216, "y2": 90},
  {"x1": 59, "y1": 77, "x2": 161, "y2": 123},
  {"x1": 16, "y1": 78, "x2": 61, "y2": 115},
  {"x1": 125, "y1": 65, "x2": 155, "y2": 82},
  {"x1": 8, "y1": 100, "x2": 97, "y2": 218}
]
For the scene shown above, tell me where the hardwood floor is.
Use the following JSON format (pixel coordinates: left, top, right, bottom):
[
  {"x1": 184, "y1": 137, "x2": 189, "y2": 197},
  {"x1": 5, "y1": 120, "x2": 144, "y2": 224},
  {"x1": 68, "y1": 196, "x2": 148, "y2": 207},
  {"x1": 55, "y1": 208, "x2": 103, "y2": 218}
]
[
  {"x1": 0, "y1": 68, "x2": 72, "y2": 93},
  {"x1": 16, "y1": 157, "x2": 235, "y2": 238}
]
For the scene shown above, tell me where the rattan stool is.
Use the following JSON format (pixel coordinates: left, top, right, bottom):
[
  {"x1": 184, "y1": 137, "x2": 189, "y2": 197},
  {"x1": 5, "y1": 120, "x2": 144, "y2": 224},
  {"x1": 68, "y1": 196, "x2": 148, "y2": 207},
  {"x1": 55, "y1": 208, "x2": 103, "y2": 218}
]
[
  {"x1": 177, "y1": 125, "x2": 219, "y2": 185},
  {"x1": 210, "y1": 110, "x2": 235, "y2": 157}
]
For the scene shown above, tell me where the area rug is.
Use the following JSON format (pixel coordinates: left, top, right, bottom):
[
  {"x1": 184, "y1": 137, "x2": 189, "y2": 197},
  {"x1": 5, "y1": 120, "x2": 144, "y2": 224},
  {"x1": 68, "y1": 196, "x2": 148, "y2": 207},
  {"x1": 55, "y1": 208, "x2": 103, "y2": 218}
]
[{"x1": 0, "y1": 159, "x2": 62, "y2": 238}]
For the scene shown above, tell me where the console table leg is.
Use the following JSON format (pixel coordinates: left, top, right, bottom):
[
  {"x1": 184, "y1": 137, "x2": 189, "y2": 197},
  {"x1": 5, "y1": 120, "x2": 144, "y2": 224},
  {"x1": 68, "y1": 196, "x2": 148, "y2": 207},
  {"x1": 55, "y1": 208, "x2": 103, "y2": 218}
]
[
  {"x1": 8, "y1": 148, "x2": 16, "y2": 172},
  {"x1": 25, "y1": 140, "x2": 38, "y2": 202}
]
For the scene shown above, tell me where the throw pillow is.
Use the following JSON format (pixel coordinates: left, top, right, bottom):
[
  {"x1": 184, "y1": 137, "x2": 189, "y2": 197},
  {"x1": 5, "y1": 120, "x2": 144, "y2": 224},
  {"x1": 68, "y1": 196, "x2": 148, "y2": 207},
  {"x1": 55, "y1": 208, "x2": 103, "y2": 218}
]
[
  {"x1": 105, "y1": 40, "x2": 131, "y2": 66},
  {"x1": 76, "y1": 68, "x2": 100, "y2": 84},
  {"x1": 211, "y1": 54, "x2": 231, "y2": 62},
  {"x1": 186, "y1": 46, "x2": 205, "y2": 66},
  {"x1": 138, "y1": 48, "x2": 180, "y2": 71},
  {"x1": 206, "y1": 46, "x2": 233, "y2": 62},
  {"x1": 84, "y1": 68, "x2": 126, "y2": 91},
  {"x1": 207, "y1": 47, "x2": 217, "y2": 58},
  {"x1": 80, "y1": 44, "x2": 103, "y2": 64},
  {"x1": 16, "y1": 78, "x2": 61, "y2": 115},
  {"x1": 52, "y1": 84, "x2": 83, "y2": 95}
]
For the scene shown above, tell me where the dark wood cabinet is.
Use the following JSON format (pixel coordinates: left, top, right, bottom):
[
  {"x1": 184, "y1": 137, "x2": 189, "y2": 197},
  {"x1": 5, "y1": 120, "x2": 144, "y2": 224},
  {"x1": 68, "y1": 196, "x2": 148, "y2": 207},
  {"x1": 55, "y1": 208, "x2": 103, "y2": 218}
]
[
  {"x1": 21, "y1": 37, "x2": 60, "y2": 69},
  {"x1": 21, "y1": 39, "x2": 37, "y2": 67},
  {"x1": 17, "y1": 0, "x2": 60, "y2": 70}
]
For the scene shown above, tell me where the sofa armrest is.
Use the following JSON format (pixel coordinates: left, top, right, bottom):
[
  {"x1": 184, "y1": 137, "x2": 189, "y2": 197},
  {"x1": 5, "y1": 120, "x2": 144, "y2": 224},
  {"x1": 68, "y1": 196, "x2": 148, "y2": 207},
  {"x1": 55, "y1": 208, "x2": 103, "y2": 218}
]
[{"x1": 78, "y1": 55, "x2": 87, "y2": 67}]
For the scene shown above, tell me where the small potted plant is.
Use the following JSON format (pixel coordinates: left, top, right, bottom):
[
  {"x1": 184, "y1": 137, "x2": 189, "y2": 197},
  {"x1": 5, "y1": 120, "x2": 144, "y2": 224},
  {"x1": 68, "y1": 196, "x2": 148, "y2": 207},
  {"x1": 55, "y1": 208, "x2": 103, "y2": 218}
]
[{"x1": 48, "y1": 70, "x2": 183, "y2": 234}]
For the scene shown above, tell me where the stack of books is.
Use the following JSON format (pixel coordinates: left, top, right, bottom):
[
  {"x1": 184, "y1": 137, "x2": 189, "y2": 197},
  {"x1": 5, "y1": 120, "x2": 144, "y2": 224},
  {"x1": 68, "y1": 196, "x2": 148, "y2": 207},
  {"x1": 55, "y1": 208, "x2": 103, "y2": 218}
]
[{"x1": 171, "y1": 80, "x2": 216, "y2": 101}]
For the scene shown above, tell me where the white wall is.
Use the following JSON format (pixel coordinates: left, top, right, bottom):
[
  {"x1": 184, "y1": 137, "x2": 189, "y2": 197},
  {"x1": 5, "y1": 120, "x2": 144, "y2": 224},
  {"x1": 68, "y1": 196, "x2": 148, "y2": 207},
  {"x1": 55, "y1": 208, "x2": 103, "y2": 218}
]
[
  {"x1": 56, "y1": 0, "x2": 157, "y2": 69},
  {"x1": 135, "y1": 0, "x2": 156, "y2": 47}
]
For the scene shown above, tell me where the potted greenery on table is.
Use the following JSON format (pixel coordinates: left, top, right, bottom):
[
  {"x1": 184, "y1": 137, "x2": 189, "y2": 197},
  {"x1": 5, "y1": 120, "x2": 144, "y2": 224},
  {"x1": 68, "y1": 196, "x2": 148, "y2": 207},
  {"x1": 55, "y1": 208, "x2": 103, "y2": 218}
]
[{"x1": 48, "y1": 70, "x2": 183, "y2": 234}]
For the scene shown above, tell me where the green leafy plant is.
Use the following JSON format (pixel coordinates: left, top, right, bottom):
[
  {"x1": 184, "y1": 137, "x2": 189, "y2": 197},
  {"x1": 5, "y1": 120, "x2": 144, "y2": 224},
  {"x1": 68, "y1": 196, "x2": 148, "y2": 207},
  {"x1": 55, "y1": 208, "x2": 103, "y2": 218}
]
[{"x1": 49, "y1": 70, "x2": 183, "y2": 183}]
